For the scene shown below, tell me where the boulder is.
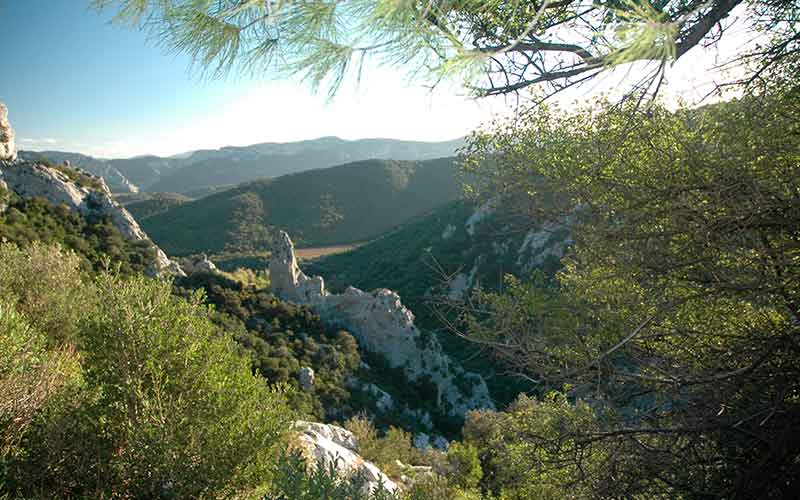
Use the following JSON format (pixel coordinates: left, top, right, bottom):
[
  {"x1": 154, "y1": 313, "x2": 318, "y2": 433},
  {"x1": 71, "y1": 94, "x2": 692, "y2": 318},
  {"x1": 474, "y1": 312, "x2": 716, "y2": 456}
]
[
  {"x1": 299, "y1": 366, "x2": 315, "y2": 391},
  {"x1": 294, "y1": 421, "x2": 397, "y2": 494},
  {"x1": 270, "y1": 231, "x2": 495, "y2": 417}
]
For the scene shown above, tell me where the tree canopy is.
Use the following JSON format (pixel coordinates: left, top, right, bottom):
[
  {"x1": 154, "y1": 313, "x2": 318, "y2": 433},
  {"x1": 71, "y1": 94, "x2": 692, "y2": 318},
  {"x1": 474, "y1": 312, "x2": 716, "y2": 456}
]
[
  {"x1": 93, "y1": 0, "x2": 800, "y2": 98},
  {"x1": 458, "y1": 88, "x2": 800, "y2": 498}
]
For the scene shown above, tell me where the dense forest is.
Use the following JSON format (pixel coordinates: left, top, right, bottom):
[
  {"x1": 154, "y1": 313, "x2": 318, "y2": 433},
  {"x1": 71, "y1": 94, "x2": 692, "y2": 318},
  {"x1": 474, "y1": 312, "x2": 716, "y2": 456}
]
[{"x1": 140, "y1": 158, "x2": 461, "y2": 256}]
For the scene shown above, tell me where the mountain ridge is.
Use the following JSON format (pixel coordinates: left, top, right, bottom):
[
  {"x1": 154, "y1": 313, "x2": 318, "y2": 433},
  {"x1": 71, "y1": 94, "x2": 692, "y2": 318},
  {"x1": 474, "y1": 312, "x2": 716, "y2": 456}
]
[{"x1": 21, "y1": 136, "x2": 465, "y2": 195}]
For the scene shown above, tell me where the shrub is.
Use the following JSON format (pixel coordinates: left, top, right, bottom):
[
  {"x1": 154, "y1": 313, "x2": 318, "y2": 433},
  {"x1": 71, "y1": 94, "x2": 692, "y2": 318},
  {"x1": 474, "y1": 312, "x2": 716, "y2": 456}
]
[
  {"x1": 0, "y1": 301, "x2": 81, "y2": 456},
  {"x1": 1, "y1": 244, "x2": 295, "y2": 498},
  {"x1": 0, "y1": 242, "x2": 89, "y2": 345},
  {"x1": 344, "y1": 415, "x2": 418, "y2": 477},
  {"x1": 444, "y1": 442, "x2": 482, "y2": 491},
  {"x1": 269, "y1": 450, "x2": 397, "y2": 500}
]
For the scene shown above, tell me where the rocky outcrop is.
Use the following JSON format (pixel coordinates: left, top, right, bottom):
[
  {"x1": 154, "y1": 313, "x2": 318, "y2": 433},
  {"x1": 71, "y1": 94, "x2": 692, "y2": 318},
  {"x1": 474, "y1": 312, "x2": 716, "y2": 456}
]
[
  {"x1": 516, "y1": 219, "x2": 573, "y2": 273},
  {"x1": 349, "y1": 379, "x2": 394, "y2": 413},
  {"x1": 299, "y1": 366, "x2": 315, "y2": 391},
  {"x1": 294, "y1": 421, "x2": 397, "y2": 493},
  {"x1": 0, "y1": 160, "x2": 183, "y2": 277},
  {"x1": 182, "y1": 254, "x2": 218, "y2": 275},
  {"x1": 270, "y1": 231, "x2": 495, "y2": 417},
  {"x1": 1, "y1": 103, "x2": 17, "y2": 162},
  {"x1": 17, "y1": 151, "x2": 141, "y2": 194}
]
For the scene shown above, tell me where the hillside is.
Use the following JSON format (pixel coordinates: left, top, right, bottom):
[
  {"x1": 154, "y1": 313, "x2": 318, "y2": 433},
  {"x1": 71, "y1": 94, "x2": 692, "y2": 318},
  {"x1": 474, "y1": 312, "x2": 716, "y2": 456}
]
[
  {"x1": 140, "y1": 157, "x2": 462, "y2": 256},
  {"x1": 149, "y1": 137, "x2": 464, "y2": 193},
  {"x1": 306, "y1": 198, "x2": 573, "y2": 407},
  {"x1": 122, "y1": 192, "x2": 192, "y2": 219},
  {"x1": 22, "y1": 136, "x2": 464, "y2": 194}
]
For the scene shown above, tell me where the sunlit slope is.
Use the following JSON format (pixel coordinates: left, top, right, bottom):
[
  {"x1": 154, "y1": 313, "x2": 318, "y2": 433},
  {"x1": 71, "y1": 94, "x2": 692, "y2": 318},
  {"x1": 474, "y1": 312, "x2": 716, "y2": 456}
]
[{"x1": 141, "y1": 157, "x2": 461, "y2": 255}]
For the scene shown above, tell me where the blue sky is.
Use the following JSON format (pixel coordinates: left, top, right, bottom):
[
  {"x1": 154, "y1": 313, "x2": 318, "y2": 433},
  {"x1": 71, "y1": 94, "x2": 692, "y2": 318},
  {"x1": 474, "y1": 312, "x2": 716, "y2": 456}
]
[
  {"x1": 0, "y1": 1, "x2": 753, "y2": 158},
  {"x1": 0, "y1": 0, "x2": 507, "y2": 158}
]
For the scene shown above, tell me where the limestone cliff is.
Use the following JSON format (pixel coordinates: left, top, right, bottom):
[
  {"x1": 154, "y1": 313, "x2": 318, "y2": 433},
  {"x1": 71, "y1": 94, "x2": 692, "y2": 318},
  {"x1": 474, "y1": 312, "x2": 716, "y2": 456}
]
[{"x1": 270, "y1": 231, "x2": 495, "y2": 417}]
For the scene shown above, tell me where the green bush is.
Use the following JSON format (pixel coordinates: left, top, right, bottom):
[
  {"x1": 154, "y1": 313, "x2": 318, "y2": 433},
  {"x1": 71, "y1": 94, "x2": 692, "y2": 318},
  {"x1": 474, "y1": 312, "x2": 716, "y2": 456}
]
[
  {"x1": 444, "y1": 442, "x2": 482, "y2": 491},
  {"x1": 0, "y1": 241, "x2": 89, "y2": 345},
  {"x1": 1, "y1": 243, "x2": 295, "y2": 499},
  {"x1": 0, "y1": 301, "x2": 81, "y2": 457},
  {"x1": 269, "y1": 451, "x2": 397, "y2": 500},
  {"x1": 0, "y1": 193, "x2": 157, "y2": 276},
  {"x1": 344, "y1": 415, "x2": 419, "y2": 478}
]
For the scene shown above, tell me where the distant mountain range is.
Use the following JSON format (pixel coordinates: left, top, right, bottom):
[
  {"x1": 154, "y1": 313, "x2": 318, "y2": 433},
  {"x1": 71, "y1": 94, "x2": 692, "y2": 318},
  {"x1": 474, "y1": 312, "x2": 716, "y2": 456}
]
[
  {"x1": 138, "y1": 158, "x2": 462, "y2": 256},
  {"x1": 19, "y1": 136, "x2": 464, "y2": 194}
]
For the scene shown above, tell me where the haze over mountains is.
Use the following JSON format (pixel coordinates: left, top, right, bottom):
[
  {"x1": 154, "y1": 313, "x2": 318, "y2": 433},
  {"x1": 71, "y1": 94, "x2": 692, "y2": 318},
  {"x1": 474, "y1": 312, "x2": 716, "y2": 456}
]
[{"x1": 20, "y1": 136, "x2": 464, "y2": 195}]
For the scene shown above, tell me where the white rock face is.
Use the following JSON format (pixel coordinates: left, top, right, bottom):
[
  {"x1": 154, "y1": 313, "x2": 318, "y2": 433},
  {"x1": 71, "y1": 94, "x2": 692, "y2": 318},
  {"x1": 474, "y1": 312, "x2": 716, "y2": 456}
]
[
  {"x1": 294, "y1": 421, "x2": 397, "y2": 493},
  {"x1": 299, "y1": 366, "x2": 315, "y2": 391},
  {"x1": 270, "y1": 231, "x2": 495, "y2": 417},
  {"x1": 465, "y1": 199, "x2": 497, "y2": 236},
  {"x1": 0, "y1": 161, "x2": 183, "y2": 277},
  {"x1": 0, "y1": 103, "x2": 16, "y2": 162},
  {"x1": 441, "y1": 223, "x2": 456, "y2": 240},
  {"x1": 0, "y1": 179, "x2": 8, "y2": 213}
]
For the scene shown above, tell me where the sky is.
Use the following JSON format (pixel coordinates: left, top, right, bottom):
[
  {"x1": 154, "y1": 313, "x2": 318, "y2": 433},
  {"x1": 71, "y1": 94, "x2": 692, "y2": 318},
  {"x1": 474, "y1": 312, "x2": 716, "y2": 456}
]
[{"x1": 0, "y1": 1, "x2": 754, "y2": 159}]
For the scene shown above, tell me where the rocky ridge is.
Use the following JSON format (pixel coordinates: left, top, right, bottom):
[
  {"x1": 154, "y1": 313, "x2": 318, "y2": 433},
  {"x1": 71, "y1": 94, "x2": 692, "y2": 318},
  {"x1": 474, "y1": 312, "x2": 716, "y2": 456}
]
[
  {"x1": 0, "y1": 102, "x2": 183, "y2": 277},
  {"x1": 270, "y1": 230, "x2": 495, "y2": 418}
]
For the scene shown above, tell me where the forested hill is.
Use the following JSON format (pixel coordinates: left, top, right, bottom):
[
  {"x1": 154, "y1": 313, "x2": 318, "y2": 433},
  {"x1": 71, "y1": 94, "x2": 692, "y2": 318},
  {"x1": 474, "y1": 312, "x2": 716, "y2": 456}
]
[
  {"x1": 140, "y1": 157, "x2": 462, "y2": 256},
  {"x1": 148, "y1": 137, "x2": 465, "y2": 194},
  {"x1": 21, "y1": 136, "x2": 464, "y2": 194}
]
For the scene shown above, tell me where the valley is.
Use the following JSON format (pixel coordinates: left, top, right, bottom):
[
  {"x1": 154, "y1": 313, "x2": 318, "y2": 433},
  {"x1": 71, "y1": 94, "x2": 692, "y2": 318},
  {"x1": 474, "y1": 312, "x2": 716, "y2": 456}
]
[{"x1": 3, "y1": 1, "x2": 797, "y2": 496}]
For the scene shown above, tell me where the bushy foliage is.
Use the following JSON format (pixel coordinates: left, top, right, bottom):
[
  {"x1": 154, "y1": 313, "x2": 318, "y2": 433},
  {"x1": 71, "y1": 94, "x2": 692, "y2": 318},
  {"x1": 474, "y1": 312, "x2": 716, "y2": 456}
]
[
  {"x1": 0, "y1": 242, "x2": 89, "y2": 345},
  {"x1": 462, "y1": 394, "x2": 628, "y2": 500},
  {"x1": 0, "y1": 191, "x2": 157, "y2": 276},
  {"x1": 124, "y1": 191, "x2": 190, "y2": 220},
  {"x1": 443, "y1": 442, "x2": 482, "y2": 492},
  {"x1": 344, "y1": 415, "x2": 419, "y2": 478},
  {"x1": 0, "y1": 243, "x2": 293, "y2": 499},
  {"x1": 0, "y1": 301, "x2": 81, "y2": 457},
  {"x1": 461, "y1": 91, "x2": 800, "y2": 497},
  {"x1": 174, "y1": 271, "x2": 362, "y2": 420}
]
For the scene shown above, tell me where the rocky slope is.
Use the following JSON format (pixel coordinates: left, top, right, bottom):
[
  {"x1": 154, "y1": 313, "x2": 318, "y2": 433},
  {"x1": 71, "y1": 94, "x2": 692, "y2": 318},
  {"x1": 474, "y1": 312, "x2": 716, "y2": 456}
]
[
  {"x1": 0, "y1": 103, "x2": 183, "y2": 277},
  {"x1": 308, "y1": 199, "x2": 574, "y2": 407},
  {"x1": 19, "y1": 150, "x2": 141, "y2": 193},
  {"x1": 270, "y1": 230, "x2": 495, "y2": 418}
]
